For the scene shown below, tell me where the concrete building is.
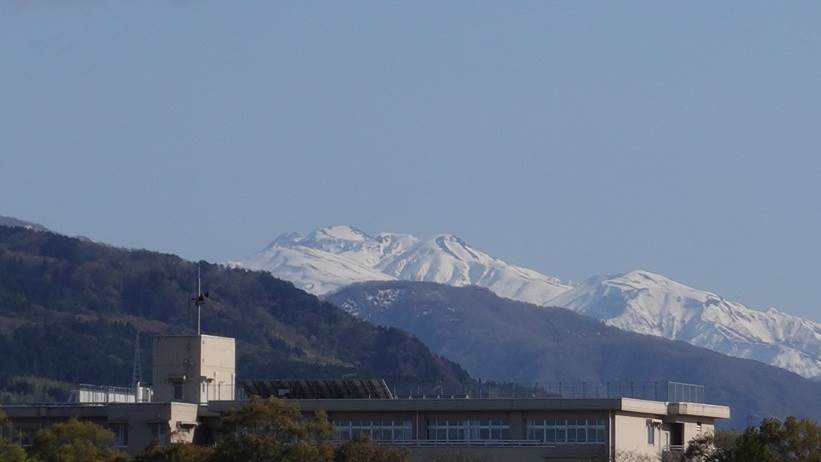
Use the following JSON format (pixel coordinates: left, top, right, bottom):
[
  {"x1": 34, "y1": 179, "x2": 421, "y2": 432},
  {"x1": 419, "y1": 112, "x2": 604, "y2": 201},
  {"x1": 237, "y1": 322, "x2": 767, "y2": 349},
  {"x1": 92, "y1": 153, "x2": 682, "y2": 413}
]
[
  {"x1": 0, "y1": 333, "x2": 730, "y2": 461},
  {"x1": 151, "y1": 335, "x2": 236, "y2": 404}
]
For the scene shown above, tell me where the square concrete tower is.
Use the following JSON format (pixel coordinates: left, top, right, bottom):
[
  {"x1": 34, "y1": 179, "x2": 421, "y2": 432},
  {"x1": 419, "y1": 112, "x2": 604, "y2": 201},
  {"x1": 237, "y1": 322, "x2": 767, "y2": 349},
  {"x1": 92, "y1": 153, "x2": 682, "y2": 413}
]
[{"x1": 152, "y1": 334, "x2": 236, "y2": 404}]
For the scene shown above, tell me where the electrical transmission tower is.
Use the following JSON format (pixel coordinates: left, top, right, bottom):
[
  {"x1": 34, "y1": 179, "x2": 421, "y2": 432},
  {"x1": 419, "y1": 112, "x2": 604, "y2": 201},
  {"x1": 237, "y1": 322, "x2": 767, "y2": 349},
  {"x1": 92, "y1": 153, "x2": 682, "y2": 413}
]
[{"x1": 132, "y1": 330, "x2": 142, "y2": 388}]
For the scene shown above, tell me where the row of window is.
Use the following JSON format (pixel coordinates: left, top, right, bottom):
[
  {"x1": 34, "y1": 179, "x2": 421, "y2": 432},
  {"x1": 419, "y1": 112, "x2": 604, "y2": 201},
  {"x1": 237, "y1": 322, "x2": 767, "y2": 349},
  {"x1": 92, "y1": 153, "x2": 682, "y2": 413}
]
[
  {"x1": 333, "y1": 418, "x2": 608, "y2": 443},
  {"x1": 333, "y1": 420, "x2": 413, "y2": 442},
  {"x1": 527, "y1": 418, "x2": 607, "y2": 444},
  {"x1": 428, "y1": 419, "x2": 511, "y2": 441}
]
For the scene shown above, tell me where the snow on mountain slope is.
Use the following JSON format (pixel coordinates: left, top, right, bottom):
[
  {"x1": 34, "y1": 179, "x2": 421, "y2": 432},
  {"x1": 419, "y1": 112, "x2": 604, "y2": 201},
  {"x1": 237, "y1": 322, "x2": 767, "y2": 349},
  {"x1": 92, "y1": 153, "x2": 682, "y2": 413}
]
[
  {"x1": 236, "y1": 226, "x2": 821, "y2": 378},
  {"x1": 376, "y1": 234, "x2": 572, "y2": 305},
  {"x1": 236, "y1": 225, "x2": 572, "y2": 302},
  {"x1": 237, "y1": 242, "x2": 395, "y2": 295},
  {"x1": 548, "y1": 270, "x2": 821, "y2": 378}
]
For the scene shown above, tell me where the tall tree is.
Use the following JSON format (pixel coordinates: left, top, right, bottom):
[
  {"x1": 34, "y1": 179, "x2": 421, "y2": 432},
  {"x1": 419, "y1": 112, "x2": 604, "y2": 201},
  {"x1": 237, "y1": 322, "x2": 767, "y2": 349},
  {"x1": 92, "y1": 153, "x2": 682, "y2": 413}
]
[
  {"x1": 29, "y1": 418, "x2": 128, "y2": 462},
  {"x1": 211, "y1": 397, "x2": 334, "y2": 462},
  {"x1": 0, "y1": 409, "x2": 29, "y2": 462},
  {"x1": 684, "y1": 418, "x2": 821, "y2": 462}
]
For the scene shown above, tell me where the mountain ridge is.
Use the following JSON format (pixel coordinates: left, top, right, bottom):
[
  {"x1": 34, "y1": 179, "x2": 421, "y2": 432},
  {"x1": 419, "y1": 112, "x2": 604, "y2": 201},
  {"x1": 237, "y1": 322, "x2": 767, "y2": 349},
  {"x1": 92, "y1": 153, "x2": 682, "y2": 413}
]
[
  {"x1": 550, "y1": 270, "x2": 821, "y2": 378},
  {"x1": 327, "y1": 280, "x2": 821, "y2": 429},
  {"x1": 238, "y1": 225, "x2": 821, "y2": 379},
  {"x1": 237, "y1": 224, "x2": 571, "y2": 303}
]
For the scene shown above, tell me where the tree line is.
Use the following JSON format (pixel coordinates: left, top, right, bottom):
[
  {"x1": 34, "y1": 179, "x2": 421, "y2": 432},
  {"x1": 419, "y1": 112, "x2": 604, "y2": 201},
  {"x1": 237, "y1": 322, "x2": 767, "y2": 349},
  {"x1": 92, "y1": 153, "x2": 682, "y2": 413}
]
[{"x1": 0, "y1": 398, "x2": 408, "y2": 462}]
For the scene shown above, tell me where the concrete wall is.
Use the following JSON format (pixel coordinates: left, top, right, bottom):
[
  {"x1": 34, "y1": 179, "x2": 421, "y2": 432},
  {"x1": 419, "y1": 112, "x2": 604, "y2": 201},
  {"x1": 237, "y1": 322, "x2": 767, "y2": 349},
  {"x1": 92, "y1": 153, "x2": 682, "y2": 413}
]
[
  {"x1": 200, "y1": 335, "x2": 236, "y2": 402},
  {"x1": 0, "y1": 402, "x2": 198, "y2": 456},
  {"x1": 678, "y1": 416, "x2": 713, "y2": 448},
  {"x1": 614, "y1": 413, "x2": 661, "y2": 461},
  {"x1": 2, "y1": 392, "x2": 726, "y2": 462},
  {"x1": 152, "y1": 335, "x2": 235, "y2": 404},
  {"x1": 153, "y1": 336, "x2": 201, "y2": 403},
  {"x1": 106, "y1": 402, "x2": 198, "y2": 454}
]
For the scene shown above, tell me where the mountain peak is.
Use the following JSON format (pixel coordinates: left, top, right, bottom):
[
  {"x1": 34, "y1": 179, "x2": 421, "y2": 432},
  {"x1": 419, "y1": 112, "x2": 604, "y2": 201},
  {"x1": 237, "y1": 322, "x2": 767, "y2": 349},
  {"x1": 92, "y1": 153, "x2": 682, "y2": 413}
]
[
  {"x1": 238, "y1": 226, "x2": 572, "y2": 304},
  {"x1": 311, "y1": 225, "x2": 371, "y2": 242},
  {"x1": 613, "y1": 270, "x2": 676, "y2": 285}
]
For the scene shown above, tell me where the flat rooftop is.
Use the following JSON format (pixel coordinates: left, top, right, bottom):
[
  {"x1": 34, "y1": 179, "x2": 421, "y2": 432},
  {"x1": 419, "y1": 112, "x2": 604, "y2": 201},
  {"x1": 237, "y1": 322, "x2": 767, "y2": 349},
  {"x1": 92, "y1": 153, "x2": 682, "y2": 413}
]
[{"x1": 205, "y1": 397, "x2": 730, "y2": 420}]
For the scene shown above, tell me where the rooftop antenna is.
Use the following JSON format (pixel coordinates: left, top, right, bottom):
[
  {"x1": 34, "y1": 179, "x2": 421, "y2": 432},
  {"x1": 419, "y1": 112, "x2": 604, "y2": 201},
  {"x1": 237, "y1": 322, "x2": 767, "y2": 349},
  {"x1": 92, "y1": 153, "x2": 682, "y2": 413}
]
[{"x1": 192, "y1": 262, "x2": 209, "y2": 335}]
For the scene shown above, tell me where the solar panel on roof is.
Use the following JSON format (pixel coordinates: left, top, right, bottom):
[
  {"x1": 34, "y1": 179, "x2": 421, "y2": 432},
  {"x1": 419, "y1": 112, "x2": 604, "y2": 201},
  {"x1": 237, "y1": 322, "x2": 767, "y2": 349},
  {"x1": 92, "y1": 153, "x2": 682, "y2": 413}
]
[{"x1": 242, "y1": 379, "x2": 394, "y2": 400}]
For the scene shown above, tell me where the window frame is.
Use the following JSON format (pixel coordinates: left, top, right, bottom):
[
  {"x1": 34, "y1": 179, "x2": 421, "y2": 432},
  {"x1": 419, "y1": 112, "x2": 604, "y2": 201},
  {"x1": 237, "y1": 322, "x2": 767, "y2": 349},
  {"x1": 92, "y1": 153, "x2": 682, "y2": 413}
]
[{"x1": 527, "y1": 417, "x2": 606, "y2": 445}]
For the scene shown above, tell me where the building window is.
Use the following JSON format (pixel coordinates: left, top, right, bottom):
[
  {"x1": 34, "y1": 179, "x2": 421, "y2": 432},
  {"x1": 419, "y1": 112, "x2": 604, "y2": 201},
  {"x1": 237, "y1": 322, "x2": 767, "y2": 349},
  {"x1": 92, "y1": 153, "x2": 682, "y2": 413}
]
[
  {"x1": 333, "y1": 420, "x2": 412, "y2": 442},
  {"x1": 19, "y1": 428, "x2": 36, "y2": 447},
  {"x1": 108, "y1": 423, "x2": 128, "y2": 448},
  {"x1": 173, "y1": 383, "x2": 183, "y2": 401},
  {"x1": 150, "y1": 423, "x2": 169, "y2": 446},
  {"x1": 427, "y1": 419, "x2": 510, "y2": 441},
  {"x1": 647, "y1": 422, "x2": 655, "y2": 446},
  {"x1": 527, "y1": 418, "x2": 606, "y2": 444}
]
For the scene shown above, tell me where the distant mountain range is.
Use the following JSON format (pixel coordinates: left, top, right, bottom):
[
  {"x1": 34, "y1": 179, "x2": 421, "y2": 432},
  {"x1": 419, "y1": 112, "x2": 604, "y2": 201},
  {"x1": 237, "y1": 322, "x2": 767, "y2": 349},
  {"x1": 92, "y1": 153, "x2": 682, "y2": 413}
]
[
  {"x1": 236, "y1": 224, "x2": 571, "y2": 304},
  {"x1": 327, "y1": 281, "x2": 821, "y2": 429},
  {"x1": 236, "y1": 225, "x2": 821, "y2": 379}
]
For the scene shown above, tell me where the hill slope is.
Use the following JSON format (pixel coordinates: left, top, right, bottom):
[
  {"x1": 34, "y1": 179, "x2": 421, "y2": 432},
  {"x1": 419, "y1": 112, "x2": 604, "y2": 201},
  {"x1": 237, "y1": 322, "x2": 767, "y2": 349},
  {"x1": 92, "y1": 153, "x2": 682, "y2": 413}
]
[
  {"x1": 0, "y1": 216, "x2": 49, "y2": 232},
  {"x1": 328, "y1": 281, "x2": 821, "y2": 428},
  {"x1": 0, "y1": 226, "x2": 471, "y2": 390}
]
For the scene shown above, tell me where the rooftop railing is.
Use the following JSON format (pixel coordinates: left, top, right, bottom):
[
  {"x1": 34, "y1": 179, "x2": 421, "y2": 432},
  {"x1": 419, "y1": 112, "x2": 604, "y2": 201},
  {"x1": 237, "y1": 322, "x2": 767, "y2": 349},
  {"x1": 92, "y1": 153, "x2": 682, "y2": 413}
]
[
  {"x1": 56, "y1": 380, "x2": 703, "y2": 405},
  {"x1": 385, "y1": 381, "x2": 705, "y2": 403}
]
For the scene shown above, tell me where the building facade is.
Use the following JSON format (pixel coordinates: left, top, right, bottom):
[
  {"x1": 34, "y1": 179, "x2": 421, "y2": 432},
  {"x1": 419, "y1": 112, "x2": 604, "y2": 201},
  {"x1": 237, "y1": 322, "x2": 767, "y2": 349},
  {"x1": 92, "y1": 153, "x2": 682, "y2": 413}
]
[{"x1": 1, "y1": 333, "x2": 730, "y2": 461}]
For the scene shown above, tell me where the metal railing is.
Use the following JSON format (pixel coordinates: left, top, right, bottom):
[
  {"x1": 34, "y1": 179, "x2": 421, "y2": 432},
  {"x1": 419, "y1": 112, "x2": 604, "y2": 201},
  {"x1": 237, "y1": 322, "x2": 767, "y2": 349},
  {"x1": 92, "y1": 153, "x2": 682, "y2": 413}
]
[
  {"x1": 386, "y1": 381, "x2": 705, "y2": 403},
  {"x1": 68, "y1": 384, "x2": 143, "y2": 404},
  {"x1": 229, "y1": 380, "x2": 706, "y2": 403},
  {"x1": 667, "y1": 382, "x2": 704, "y2": 403}
]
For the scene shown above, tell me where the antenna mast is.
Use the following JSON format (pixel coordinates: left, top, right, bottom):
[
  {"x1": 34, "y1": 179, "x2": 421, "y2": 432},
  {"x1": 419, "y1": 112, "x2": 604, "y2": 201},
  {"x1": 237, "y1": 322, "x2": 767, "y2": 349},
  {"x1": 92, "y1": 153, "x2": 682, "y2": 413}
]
[{"x1": 193, "y1": 263, "x2": 209, "y2": 336}]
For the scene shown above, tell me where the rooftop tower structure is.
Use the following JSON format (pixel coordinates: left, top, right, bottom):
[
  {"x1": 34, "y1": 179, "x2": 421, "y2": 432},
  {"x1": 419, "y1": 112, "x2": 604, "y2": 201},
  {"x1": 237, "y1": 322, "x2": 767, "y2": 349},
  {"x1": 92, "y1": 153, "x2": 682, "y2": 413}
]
[
  {"x1": 151, "y1": 264, "x2": 235, "y2": 404},
  {"x1": 152, "y1": 334, "x2": 236, "y2": 404}
]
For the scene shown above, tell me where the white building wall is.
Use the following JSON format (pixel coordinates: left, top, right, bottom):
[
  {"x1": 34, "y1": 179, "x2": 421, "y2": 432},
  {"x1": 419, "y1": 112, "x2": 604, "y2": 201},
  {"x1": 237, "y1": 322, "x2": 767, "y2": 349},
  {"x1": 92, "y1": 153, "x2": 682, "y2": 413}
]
[
  {"x1": 152, "y1": 334, "x2": 235, "y2": 404},
  {"x1": 614, "y1": 413, "x2": 662, "y2": 461}
]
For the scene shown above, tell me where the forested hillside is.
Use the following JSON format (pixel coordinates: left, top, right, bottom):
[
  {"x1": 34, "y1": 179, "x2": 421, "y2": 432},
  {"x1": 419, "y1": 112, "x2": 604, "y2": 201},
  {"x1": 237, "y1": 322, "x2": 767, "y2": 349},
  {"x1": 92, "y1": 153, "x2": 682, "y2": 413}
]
[
  {"x1": 0, "y1": 226, "x2": 472, "y2": 392},
  {"x1": 329, "y1": 281, "x2": 821, "y2": 428}
]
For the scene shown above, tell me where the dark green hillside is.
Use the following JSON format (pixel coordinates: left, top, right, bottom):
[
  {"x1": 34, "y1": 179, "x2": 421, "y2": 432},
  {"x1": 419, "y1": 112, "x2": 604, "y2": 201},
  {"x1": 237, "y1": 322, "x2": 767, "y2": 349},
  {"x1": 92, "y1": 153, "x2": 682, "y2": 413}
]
[{"x1": 0, "y1": 226, "x2": 471, "y2": 391}]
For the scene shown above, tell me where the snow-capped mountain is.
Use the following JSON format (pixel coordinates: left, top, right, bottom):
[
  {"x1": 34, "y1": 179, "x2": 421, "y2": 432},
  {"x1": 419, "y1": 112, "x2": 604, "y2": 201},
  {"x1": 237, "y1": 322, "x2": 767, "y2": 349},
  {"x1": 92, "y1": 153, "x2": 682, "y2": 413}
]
[
  {"x1": 235, "y1": 225, "x2": 572, "y2": 303},
  {"x1": 548, "y1": 270, "x2": 821, "y2": 379},
  {"x1": 236, "y1": 225, "x2": 821, "y2": 379}
]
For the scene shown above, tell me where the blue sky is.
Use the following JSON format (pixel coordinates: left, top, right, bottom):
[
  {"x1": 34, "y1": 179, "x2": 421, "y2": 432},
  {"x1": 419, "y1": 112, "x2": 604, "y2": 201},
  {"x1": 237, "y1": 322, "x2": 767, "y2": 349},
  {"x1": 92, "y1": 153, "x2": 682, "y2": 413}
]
[{"x1": 1, "y1": 1, "x2": 819, "y2": 321}]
